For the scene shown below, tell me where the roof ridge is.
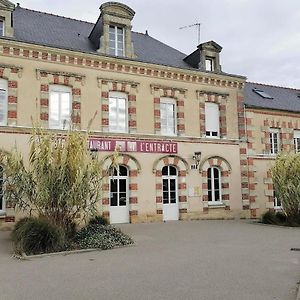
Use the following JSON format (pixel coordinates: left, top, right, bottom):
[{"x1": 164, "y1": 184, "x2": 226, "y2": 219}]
[
  {"x1": 247, "y1": 81, "x2": 300, "y2": 92},
  {"x1": 17, "y1": 6, "x2": 94, "y2": 25}
]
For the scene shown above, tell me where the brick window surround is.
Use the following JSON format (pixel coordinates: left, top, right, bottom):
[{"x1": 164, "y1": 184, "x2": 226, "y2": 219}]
[
  {"x1": 261, "y1": 119, "x2": 294, "y2": 154},
  {"x1": 101, "y1": 153, "x2": 141, "y2": 223},
  {"x1": 150, "y1": 84, "x2": 187, "y2": 136},
  {"x1": 200, "y1": 156, "x2": 231, "y2": 213},
  {"x1": 36, "y1": 69, "x2": 85, "y2": 129},
  {"x1": 197, "y1": 91, "x2": 229, "y2": 138},
  {"x1": 153, "y1": 155, "x2": 189, "y2": 218},
  {"x1": 0, "y1": 63, "x2": 23, "y2": 126},
  {"x1": 98, "y1": 78, "x2": 139, "y2": 134}
]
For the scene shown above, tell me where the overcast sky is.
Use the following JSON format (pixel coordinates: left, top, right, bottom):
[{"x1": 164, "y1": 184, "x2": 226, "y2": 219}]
[{"x1": 19, "y1": 0, "x2": 300, "y2": 89}]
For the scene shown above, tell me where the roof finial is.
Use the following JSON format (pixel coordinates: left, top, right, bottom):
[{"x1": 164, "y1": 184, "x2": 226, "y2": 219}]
[{"x1": 145, "y1": 30, "x2": 149, "y2": 36}]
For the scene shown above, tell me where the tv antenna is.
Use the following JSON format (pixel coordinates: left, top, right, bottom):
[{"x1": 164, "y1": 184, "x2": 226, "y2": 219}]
[{"x1": 179, "y1": 23, "x2": 201, "y2": 45}]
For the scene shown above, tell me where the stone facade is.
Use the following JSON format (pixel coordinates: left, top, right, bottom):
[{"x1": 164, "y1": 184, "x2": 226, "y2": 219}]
[{"x1": 0, "y1": 1, "x2": 299, "y2": 227}]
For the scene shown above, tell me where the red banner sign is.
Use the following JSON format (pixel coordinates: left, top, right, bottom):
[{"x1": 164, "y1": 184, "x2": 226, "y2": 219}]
[{"x1": 89, "y1": 138, "x2": 178, "y2": 154}]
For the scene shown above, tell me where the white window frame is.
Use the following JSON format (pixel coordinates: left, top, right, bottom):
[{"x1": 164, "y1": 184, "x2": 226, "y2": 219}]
[
  {"x1": 294, "y1": 130, "x2": 300, "y2": 153},
  {"x1": 270, "y1": 128, "x2": 280, "y2": 155},
  {"x1": 205, "y1": 102, "x2": 220, "y2": 138},
  {"x1": 109, "y1": 92, "x2": 128, "y2": 133},
  {"x1": 0, "y1": 78, "x2": 8, "y2": 126},
  {"x1": 109, "y1": 166, "x2": 128, "y2": 208},
  {"x1": 109, "y1": 25, "x2": 125, "y2": 57},
  {"x1": 0, "y1": 165, "x2": 5, "y2": 214},
  {"x1": 49, "y1": 85, "x2": 72, "y2": 130},
  {"x1": 273, "y1": 191, "x2": 282, "y2": 210},
  {"x1": 160, "y1": 97, "x2": 177, "y2": 136},
  {"x1": 0, "y1": 19, "x2": 4, "y2": 37},
  {"x1": 205, "y1": 57, "x2": 215, "y2": 71},
  {"x1": 162, "y1": 166, "x2": 178, "y2": 205},
  {"x1": 207, "y1": 167, "x2": 222, "y2": 205}
]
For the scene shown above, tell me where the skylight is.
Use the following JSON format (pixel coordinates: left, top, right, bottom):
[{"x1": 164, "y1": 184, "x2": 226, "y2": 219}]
[{"x1": 253, "y1": 88, "x2": 273, "y2": 99}]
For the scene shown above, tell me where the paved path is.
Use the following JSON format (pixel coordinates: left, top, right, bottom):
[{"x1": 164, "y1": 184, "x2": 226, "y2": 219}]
[{"x1": 0, "y1": 220, "x2": 299, "y2": 300}]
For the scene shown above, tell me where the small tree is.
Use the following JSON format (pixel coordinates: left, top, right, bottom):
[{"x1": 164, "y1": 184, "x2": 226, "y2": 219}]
[
  {"x1": 271, "y1": 152, "x2": 300, "y2": 221},
  {"x1": 2, "y1": 127, "x2": 116, "y2": 230}
]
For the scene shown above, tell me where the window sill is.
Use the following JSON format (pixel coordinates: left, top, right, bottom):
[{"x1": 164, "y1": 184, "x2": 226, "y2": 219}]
[{"x1": 208, "y1": 203, "x2": 226, "y2": 209}]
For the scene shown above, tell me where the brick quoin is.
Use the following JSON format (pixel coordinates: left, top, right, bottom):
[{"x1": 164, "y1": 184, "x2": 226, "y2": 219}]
[
  {"x1": 8, "y1": 111, "x2": 17, "y2": 119},
  {"x1": 8, "y1": 81, "x2": 17, "y2": 88}
]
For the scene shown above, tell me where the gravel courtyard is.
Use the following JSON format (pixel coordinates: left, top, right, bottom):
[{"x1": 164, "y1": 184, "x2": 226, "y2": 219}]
[{"x1": 0, "y1": 220, "x2": 299, "y2": 300}]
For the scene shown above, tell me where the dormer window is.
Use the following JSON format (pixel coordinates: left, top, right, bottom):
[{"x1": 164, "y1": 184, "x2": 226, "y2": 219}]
[
  {"x1": 253, "y1": 88, "x2": 273, "y2": 99},
  {"x1": 205, "y1": 57, "x2": 215, "y2": 71},
  {"x1": 0, "y1": 19, "x2": 4, "y2": 37},
  {"x1": 109, "y1": 25, "x2": 125, "y2": 56}
]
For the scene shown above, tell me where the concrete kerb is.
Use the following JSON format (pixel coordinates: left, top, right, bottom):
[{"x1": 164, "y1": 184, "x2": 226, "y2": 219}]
[{"x1": 12, "y1": 243, "x2": 136, "y2": 260}]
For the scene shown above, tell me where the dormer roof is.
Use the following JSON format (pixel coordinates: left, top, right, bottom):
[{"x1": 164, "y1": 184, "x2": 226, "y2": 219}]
[
  {"x1": 0, "y1": 0, "x2": 15, "y2": 11},
  {"x1": 198, "y1": 40, "x2": 222, "y2": 52}
]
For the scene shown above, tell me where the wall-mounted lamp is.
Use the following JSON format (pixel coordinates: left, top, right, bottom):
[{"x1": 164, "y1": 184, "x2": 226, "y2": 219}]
[{"x1": 192, "y1": 152, "x2": 202, "y2": 167}]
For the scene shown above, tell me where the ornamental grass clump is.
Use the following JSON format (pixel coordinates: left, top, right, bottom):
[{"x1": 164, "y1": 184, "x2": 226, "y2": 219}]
[
  {"x1": 271, "y1": 152, "x2": 300, "y2": 225},
  {"x1": 1, "y1": 125, "x2": 114, "y2": 233},
  {"x1": 11, "y1": 217, "x2": 65, "y2": 255}
]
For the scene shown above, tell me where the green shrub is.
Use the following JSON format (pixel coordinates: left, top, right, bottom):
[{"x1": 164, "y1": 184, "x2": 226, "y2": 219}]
[
  {"x1": 64, "y1": 218, "x2": 78, "y2": 239},
  {"x1": 261, "y1": 211, "x2": 278, "y2": 225},
  {"x1": 74, "y1": 224, "x2": 134, "y2": 250},
  {"x1": 275, "y1": 212, "x2": 287, "y2": 223},
  {"x1": 88, "y1": 215, "x2": 109, "y2": 226},
  {"x1": 11, "y1": 217, "x2": 65, "y2": 255}
]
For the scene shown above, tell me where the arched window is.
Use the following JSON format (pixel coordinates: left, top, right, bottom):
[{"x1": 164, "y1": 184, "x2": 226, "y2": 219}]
[
  {"x1": 0, "y1": 79, "x2": 8, "y2": 126},
  {"x1": 207, "y1": 167, "x2": 222, "y2": 203},
  {"x1": 110, "y1": 166, "x2": 128, "y2": 207},
  {"x1": 109, "y1": 92, "x2": 128, "y2": 133},
  {"x1": 49, "y1": 85, "x2": 72, "y2": 129},
  {"x1": 162, "y1": 166, "x2": 177, "y2": 204},
  {"x1": 0, "y1": 166, "x2": 4, "y2": 212}
]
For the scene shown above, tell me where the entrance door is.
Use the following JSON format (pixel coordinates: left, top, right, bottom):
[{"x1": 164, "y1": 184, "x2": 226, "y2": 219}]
[
  {"x1": 109, "y1": 166, "x2": 129, "y2": 224},
  {"x1": 162, "y1": 166, "x2": 179, "y2": 221}
]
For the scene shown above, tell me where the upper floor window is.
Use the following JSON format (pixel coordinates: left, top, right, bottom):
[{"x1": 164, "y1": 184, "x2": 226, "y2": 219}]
[
  {"x1": 294, "y1": 130, "x2": 300, "y2": 153},
  {"x1": 208, "y1": 167, "x2": 222, "y2": 204},
  {"x1": 205, "y1": 57, "x2": 215, "y2": 71},
  {"x1": 0, "y1": 165, "x2": 4, "y2": 212},
  {"x1": 270, "y1": 128, "x2": 280, "y2": 155},
  {"x1": 0, "y1": 79, "x2": 8, "y2": 126},
  {"x1": 109, "y1": 92, "x2": 128, "y2": 133},
  {"x1": 160, "y1": 98, "x2": 176, "y2": 136},
  {"x1": 0, "y1": 20, "x2": 4, "y2": 37},
  {"x1": 49, "y1": 85, "x2": 72, "y2": 130},
  {"x1": 109, "y1": 25, "x2": 124, "y2": 56},
  {"x1": 205, "y1": 102, "x2": 219, "y2": 138}
]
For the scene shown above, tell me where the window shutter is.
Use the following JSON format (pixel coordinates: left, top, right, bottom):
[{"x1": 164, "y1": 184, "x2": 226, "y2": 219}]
[{"x1": 205, "y1": 102, "x2": 219, "y2": 135}]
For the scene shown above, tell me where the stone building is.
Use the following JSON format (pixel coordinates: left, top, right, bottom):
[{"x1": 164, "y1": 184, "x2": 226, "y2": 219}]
[{"x1": 0, "y1": 0, "x2": 299, "y2": 227}]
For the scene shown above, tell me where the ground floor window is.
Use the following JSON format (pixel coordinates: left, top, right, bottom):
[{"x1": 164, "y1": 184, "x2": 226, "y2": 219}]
[
  {"x1": 110, "y1": 166, "x2": 128, "y2": 207},
  {"x1": 208, "y1": 167, "x2": 222, "y2": 204},
  {"x1": 162, "y1": 166, "x2": 177, "y2": 204}
]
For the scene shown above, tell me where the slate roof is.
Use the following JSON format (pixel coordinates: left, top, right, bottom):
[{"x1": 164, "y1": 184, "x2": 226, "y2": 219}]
[
  {"x1": 245, "y1": 82, "x2": 300, "y2": 113},
  {"x1": 11, "y1": 6, "x2": 191, "y2": 69},
  {"x1": 7, "y1": 6, "x2": 300, "y2": 113}
]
